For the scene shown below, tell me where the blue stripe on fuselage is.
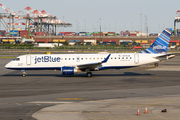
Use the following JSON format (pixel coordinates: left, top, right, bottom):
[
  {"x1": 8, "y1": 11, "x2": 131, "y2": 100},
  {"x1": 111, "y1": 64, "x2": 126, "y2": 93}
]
[{"x1": 6, "y1": 66, "x2": 135, "y2": 71}]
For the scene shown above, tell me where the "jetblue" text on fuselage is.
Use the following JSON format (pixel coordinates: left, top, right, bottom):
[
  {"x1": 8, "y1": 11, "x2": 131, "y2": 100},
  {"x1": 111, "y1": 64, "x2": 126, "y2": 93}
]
[{"x1": 35, "y1": 56, "x2": 60, "y2": 64}]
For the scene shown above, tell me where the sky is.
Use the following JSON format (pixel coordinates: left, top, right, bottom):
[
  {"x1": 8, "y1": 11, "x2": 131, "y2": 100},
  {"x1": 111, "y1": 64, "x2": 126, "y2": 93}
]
[{"x1": 0, "y1": 0, "x2": 180, "y2": 33}]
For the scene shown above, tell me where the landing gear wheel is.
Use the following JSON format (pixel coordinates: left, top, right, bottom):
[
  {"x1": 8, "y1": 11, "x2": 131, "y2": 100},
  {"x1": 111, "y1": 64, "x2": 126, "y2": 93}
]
[
  {"x1": 22, "y1": 72, "x2": 27, "y2": 77},
  {"x1": 154, "y1": 63, "x2": 158, "y2": 67},
  {"x1": 87, "y1": 72, "x2": 92, "y2": 77}
]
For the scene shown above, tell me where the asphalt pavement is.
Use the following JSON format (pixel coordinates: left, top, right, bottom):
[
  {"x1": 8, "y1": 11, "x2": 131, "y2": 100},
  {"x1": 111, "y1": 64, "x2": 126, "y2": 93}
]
[{"x1": 0, "y1": 55, "x2": 180, "y2": 120}]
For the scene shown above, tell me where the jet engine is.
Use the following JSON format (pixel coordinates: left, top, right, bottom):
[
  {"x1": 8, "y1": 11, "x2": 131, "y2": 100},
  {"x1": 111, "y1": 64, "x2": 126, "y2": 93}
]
[{"x1": 61, "y1": 66, "x2": 80, "y2": 75}]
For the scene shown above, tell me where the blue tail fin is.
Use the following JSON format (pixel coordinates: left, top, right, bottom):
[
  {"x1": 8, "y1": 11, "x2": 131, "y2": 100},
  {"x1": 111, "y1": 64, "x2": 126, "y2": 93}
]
[{"x1": 139, "y1": 28, "x2": 172, "y2": 54}]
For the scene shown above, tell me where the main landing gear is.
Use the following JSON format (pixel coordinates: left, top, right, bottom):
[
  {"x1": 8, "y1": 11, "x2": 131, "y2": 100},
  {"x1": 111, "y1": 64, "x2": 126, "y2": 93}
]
[
  {"x1": 154, "y1": 63, "x2": 159, "y2": 67},
  {"x1": 21, "y1": 70, "x2": 27, "y2": 77},
  {"x1": 86, "y1": 72, "x2": 92, "y2": 77}
]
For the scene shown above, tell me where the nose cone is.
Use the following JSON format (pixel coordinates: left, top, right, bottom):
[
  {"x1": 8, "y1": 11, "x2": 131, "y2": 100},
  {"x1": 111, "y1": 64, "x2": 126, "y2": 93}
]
[{"x1": 5, "y1": 62, "x2": 11, "y2": 69}]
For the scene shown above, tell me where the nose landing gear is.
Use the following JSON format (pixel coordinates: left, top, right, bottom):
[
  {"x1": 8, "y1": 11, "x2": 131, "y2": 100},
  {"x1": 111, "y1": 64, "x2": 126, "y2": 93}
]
[{"x1": 21, "y1": 70, "x2": 27, "y2": 77}]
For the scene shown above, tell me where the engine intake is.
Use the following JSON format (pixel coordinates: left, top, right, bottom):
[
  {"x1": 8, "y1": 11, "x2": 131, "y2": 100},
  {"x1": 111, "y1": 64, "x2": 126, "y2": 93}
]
[{"x1": 61, "y1": 66, "x2": 79, "y2": 75}]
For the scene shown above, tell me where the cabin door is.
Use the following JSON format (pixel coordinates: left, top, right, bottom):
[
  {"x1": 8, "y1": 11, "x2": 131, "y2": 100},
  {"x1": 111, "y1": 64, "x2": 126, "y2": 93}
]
[
  {"x1": 26, "y1": 55, "x2": 31, "y2": 65},
  {"x1": 134, "y1": 54, "x2": 139, "y2": 64}
]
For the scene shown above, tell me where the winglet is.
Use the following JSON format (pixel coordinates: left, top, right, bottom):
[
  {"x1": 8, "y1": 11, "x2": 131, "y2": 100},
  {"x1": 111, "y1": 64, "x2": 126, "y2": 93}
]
[{"x1": 101, "y1": 54, "x2": 111, "y2": 63}]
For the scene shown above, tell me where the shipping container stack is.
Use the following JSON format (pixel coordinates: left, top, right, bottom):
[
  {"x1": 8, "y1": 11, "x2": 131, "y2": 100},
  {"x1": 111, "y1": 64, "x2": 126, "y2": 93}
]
[
  {"x1": 92, "y1": 32, "x2": 102, "y2": 36},
  {"x1": 107, "y1": 32, "x2": 115, "y2": 36},
  {"x1": 36, "y1": 32, "x2": 45, "y2": 36},
  {"x1": 75, "y1": 33, "x2": 79, "y2": 36},
  {"x1": 149, "y1": 33, "x2": 158, "y2": 36},
  {"x1": 10, "y1": 30, "x2": 19, "y2": 37},
  {"x1": 58, "y1": 32, "x2": 64, "y2": 36},
  {"x1": 19, "y1": 30, "x2": 29, "y2": 37},
  {"x1": 64, "y1": 32, "x2": 75, "y2": 36},
  {"x1": 86, "y1": 33, "x2": 92, "y2": 36},
  {"x1": 129, "y1": 32, "x2": 137, "y2": 36},
  {"x1": 0, "y1": 30, "x2": 6, "y2": 37},
  {"x1": 102, "y1": 32, "x2": 108, "y2": 36},
  {"x1": 79, "y1": 32, "x2": 86, "y2": 36},
  {"x1": 120, "y1": 31, "x2": 130, "y2": 36}
]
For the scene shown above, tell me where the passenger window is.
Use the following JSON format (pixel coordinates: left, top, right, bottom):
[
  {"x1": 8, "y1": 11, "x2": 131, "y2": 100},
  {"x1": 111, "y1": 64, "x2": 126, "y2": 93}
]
[
  {"x1": 61, "y1": 58, "x2": 63, "y2": 60},
  {"x1": 69, "y1": 58, "x2": 71, "y2": 60},
  {"x1": 126, "y1": 57, "x2": 128, "y2": 59},
  {"x1": 65, "y1": 58, "x2": 67, "y2": 60},
  {"x1": 111, "y1": 57, "x2": 113, "y2": 59},
  {"x1": 130, "y1": 57, "x2": 132, "y2": 59},
  {"x1": 90, "y1": 58, "x2": 91, "y2": 60},
  {"x1": 118, "y1": 57, "x2": 120, "y2": 59},
  {"x1": 122, "y1": 57, "x2": 124, "y2": 59},
  {"x1": 115, "y1": 57, "x2": 116, "y2": 59},
  {"x1": 86, "y1": 58, "x2": 87, "y2": 60},
  {"x1": 73, "y1": 58, "x2": 74, "y2": 60},
  {"x1": 81, "y1": 58, "x2": 83, "y2": 60}
]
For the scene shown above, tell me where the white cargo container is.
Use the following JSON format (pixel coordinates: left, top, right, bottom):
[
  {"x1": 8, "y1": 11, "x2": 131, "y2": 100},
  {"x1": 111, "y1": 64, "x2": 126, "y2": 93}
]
[
  {"x1": 84, "y1": 40, "x2": 97, "y2": 45},
  {"x1": 34, "y1": 43, "x2": 63, "y2": 48}
]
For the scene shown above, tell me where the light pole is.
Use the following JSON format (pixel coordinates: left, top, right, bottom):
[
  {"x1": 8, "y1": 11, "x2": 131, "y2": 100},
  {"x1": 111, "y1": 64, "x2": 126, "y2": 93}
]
[
  {"x1": 115, "y1": 22, "x2": 116, "y2": 36},
  {"x1": 97, "y1": 21, "x2": 99, "y2": 32},
  {"x1": 109, "y1": 24, "x2": 111, "y2": 31},
  {"x1": 140, "y1": 13, "x2": 142, "y2": 36},
  {"x1": 84, "y1": 19, "x2": 86, "y2": 32},
  {"x1": 63, "y1": 16, "x2": 64, "y2": 33},
  {"x1": 76, "y1": 20, "x2": 78, "y2": 32},
  {"x1": 100, "y1": 18, "x2": 101, "y2": 41},
  {"x1": 145, "y1": 15, "x2": 149, "y2": 44},
  {"x1": 119, "y1": 26, "x2": 121, "y2": 36}
]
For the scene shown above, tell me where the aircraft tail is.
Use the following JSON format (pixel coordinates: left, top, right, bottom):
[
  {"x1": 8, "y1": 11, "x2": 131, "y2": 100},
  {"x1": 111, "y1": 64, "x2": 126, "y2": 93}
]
[{"x1": 139, "y1": 28, "x2": 172, "y2": 54}]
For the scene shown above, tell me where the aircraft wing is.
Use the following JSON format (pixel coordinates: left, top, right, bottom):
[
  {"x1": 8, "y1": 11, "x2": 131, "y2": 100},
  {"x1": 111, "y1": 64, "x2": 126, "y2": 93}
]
[{"x1": 75, "y1": 54, "x2": 111, "y2": 70}]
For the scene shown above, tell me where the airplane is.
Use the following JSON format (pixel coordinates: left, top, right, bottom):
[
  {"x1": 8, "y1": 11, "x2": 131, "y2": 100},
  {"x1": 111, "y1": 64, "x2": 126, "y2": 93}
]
[{"x1": 5, "y1": 28, "x2": 175, "y2": 77}]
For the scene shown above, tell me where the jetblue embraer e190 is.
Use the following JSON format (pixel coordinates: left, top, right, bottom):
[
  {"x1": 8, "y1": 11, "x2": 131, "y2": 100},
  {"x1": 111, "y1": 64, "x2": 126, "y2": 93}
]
[{"x1": 5, "y1": 28, "x2": 175, "y2": 77}]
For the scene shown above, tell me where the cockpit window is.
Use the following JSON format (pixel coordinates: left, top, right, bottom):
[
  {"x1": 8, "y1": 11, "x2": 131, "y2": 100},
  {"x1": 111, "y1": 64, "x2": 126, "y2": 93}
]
[{"x1": 13, "y1": 58, "x2": 20, "y2": 61}]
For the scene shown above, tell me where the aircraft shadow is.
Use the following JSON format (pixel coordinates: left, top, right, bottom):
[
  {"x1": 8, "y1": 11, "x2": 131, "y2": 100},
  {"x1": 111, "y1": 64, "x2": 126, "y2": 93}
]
[{"x1": 1, "y1": 72, "x2": 152, "y2": 77}]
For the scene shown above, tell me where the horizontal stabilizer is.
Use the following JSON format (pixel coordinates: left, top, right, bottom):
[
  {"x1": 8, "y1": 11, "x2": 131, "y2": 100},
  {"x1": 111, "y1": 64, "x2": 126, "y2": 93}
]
[{"x1": 154, "y1": 53, "x2": 175, "y2": 59}]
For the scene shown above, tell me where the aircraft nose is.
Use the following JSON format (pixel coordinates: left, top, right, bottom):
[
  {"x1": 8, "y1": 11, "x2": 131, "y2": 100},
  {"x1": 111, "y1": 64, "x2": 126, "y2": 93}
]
[{"x1": 5, "y1": 62, "x2": 11, "y2": 68}]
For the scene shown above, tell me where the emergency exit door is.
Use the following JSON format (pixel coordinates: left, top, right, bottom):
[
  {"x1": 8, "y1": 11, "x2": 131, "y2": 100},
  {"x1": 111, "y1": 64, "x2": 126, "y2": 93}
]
[{"x1": 26, "y1": 55, "x2": 31, "y2": 65}]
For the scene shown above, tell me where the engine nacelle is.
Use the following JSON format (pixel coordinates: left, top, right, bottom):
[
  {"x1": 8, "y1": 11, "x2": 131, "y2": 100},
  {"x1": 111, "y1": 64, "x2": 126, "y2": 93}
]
[{"x1": 61, "y1": 66, "x2": 79, "y2": 75}]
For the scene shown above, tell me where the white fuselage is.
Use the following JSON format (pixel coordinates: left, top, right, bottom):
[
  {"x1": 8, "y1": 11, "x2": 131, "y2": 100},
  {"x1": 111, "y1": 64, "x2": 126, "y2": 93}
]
[{"x1": 5, "y1": 53, "x2": 163, "y2": 71}]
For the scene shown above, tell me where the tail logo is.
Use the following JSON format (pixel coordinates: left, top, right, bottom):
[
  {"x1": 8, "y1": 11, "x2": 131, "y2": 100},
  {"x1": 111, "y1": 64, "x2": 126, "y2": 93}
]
[
  {"x1": 139, "y1": 28, "x2": 172, "y2": 54},
  {"x1": 152, "y1": 45, "x2": 166, "y2": 50}
]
